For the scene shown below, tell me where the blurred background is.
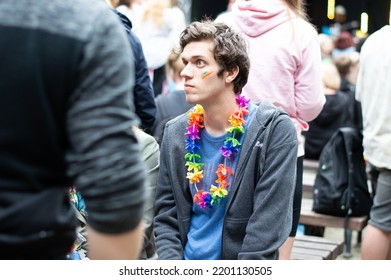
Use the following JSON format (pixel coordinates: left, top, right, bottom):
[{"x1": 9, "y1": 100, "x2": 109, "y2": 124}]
[{"x1": 180, "y1": 0, "x2": 390, "y2": 35}]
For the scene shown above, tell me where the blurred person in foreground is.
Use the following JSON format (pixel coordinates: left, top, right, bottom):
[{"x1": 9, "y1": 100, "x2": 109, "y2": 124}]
[
  {"x1": 112, "y1": 6, "x2": 157, "y2": 134},
  {"x1": 69, "y1": 127, "x2": 159, "y2": 260},
  {"x1": 154, "y1": 20, "x2": 297, "y2": 260},
  {"x1": 0, "y1": 0, "x2": 146, "y2": 259},
  {"x1": 356, "y1": 25, "x2": 391, "y2": 260},
  {"x1": 106, "y1": 0, "x2": 156, "y2": 134}
]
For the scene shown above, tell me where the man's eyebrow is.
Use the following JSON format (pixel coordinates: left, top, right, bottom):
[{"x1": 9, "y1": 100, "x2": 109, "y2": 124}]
[{"x1": 182, "y1": 55, "x2": 207, "y2": 61}]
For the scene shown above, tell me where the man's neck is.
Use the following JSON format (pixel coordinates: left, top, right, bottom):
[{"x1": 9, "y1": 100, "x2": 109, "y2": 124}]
[{"x1": 202, "y1": 94, "x2": 239, "y2": 137}]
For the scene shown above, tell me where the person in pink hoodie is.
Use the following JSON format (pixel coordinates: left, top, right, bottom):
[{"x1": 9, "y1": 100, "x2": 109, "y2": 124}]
[{"x1": 231, "y1": 0, "x2": 325, "y2": 259}]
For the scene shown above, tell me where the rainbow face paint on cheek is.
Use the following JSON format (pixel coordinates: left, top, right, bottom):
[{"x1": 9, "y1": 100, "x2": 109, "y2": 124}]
[{"x1": 201, "y1": 71, "x2": 213, "y2": 79}]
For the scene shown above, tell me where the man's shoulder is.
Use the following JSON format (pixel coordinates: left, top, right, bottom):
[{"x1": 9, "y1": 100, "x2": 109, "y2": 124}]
[
  {"x1": 255, "y1": 101, "x2": 287, "y2": 124},
  {"x1": 251, "y1": 102, "x2": 295, "y2": 141},
  {"x1": 165, "y1": 111, "x2": 189, "y2": 129},
  {"x1": 5, "y1": 0, "x2": 117, "y2": 41},
  {"x1": 156, "y1": 91, "x2": 190, "y2": 115},
  {"x1": 157, "y1": 111, "x2": 189, "y2": 147}
]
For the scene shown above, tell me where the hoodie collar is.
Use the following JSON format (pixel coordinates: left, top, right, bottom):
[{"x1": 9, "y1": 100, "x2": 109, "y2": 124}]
[{"x1": 232, "y1": 0, "x2": 295, "y2": 37}]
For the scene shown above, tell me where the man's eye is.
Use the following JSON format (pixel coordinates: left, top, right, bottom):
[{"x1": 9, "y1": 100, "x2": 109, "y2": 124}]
[{"x1": 196, "y1": 60, "x2": 206, "y2": 67}]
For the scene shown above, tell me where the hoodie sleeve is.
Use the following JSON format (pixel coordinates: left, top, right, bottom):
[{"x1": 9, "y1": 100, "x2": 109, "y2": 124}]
[
  {"x1": 239, "y1": 113, "x2": 298, "y2": 260},
  {"x1": 294, "y1": 27, "x2": 325, "y2": 122},
  {"x1": 154, "y1": 129, "x2": 185, "y2": 260}
]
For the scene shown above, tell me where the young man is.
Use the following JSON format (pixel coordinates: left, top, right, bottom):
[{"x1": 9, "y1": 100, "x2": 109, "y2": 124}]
[{"x1": 154, "y1": 20, "x2": 298, "y2": 260}]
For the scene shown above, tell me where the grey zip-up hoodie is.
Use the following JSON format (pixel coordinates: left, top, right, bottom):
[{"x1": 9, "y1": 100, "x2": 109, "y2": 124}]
[{"x1": 154, "y1": 102, "x2": 298, "y2": 260}]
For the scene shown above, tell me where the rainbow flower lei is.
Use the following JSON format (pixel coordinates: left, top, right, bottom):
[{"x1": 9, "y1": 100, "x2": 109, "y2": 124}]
[{"x1": 184, "y1": 94, "x2": 250, "y2": 209}]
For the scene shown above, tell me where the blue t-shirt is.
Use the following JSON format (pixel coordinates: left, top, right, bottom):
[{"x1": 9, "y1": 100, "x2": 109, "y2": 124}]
[{"x1": 184, "y1": 103, "x2": 257, "y2": 260}]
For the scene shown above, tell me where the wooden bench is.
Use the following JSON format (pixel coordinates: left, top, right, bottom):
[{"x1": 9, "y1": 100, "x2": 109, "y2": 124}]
[
  {"x1": 301, "y1": 159, "x2": 369, "y2": 257},
  {"x1": 302, "y1": 159, "x2": 318, "y2": 195},
  {"x1": 303, "y1": 159, "x2": 319, "y2": 171},
  {"x1": 291, "y1": 235, "x2": 344, "y2": 260},
  {"x1": 299, "y1": 198, "x2": 368, "y2": 258},
  {"x1": 303, "y1": 172, "x2": 316, "y2": 195}
]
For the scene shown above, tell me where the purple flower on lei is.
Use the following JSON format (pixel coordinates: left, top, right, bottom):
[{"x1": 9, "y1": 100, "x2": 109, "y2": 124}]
[
  {"x1": 184, "y1": 125, "x2": 201, "y2": 140},
  {"x1": 199, "y1": 193, "x2": 213, "y2": 209},
  {"x1": 236, "y1": 94, "x2": 250, "y2": 108}
]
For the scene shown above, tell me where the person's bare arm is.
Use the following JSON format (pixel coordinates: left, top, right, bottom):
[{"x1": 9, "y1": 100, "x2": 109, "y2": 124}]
[{"x1": 87, "y1": 222, "x2": 144, "y2": 260}]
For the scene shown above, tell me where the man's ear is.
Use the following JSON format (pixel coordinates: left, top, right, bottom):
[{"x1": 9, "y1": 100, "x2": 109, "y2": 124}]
[{"x1": 225, "y1": 66, "x2": 239, "y2": 84}]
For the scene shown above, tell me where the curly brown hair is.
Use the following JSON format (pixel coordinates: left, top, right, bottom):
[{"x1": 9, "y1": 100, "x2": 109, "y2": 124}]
[{"x1": 179, "y1": 20, "x2": 250, "y2": 94}]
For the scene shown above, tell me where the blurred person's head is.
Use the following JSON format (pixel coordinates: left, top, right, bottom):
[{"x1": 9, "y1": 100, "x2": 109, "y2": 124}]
[
  {"x1": 333, "y1": 53, "x2": 352, "y2": 78},
  {"x1": 335, "y1": 5, "x2": 346, "y2": 24},
  {"x1": 334, "y1": 31, "x2": 353, "y2": 50},
  {"x1": 165, "y1": 49, "x2": 185, "y2": 92},
  {"x1": 179, "y1": 20, "x2": 249, "y2": 93},
  {"x1": 319, "y1": 33, "x2": 334, "y2": 59},
  {"x1": 321, "y1": 62, "x2": 341, "y2": 93},
  {"x1": 142, "y1": 0, "x2": 170, "y2": 28}
]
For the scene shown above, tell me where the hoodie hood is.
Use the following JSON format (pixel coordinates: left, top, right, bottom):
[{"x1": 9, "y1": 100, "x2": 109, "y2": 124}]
[{"x1": 232, "y1": 0, "x2": 294, "y2": 37}]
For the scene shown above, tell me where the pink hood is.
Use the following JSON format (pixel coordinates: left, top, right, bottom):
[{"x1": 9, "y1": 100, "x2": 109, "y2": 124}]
[
  {"x1": 231, "y1": 0, "x2": 325, "y2": 157},
  {"x1": 233, "y1": 0, "x2": 293, "y2": 37}
]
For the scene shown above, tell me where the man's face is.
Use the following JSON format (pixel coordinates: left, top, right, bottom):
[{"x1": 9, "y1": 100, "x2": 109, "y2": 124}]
[{"x1": 180, "y1": 40, "x2": 227, "y2": 105}]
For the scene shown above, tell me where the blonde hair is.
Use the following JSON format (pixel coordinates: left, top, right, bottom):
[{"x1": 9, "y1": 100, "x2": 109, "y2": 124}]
[
  {"x1": 117, "y1": 0, "x2": 135, "y2": 8},
  {"x1": 142, "y1": 0, "x2": 170, "y2": 28},
  {"x1": 169, "y1": 0, "x2": 179, "y2": 7},
  {"x1": 319, "y1": 33, "x2": 334, "y2": 57},
  {"x1": 284, "y1": 0, "x2": 309, "y2": 21},
  {"x1": 165, "y1": 49, "x2": 185, "y2": 80},
  {"x1": 105, "y1": 0, "x2": 114, "y2": 8},
  {"x1": 321, "y1": 62, "x2": 341, "y2": 91}
]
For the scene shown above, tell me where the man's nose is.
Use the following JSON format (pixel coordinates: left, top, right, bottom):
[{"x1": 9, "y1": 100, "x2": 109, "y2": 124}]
[{"x1": 180, "y1": 64, "x2": 193, "y2": 79}]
